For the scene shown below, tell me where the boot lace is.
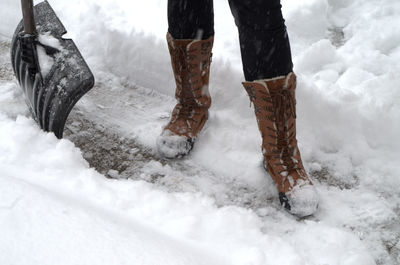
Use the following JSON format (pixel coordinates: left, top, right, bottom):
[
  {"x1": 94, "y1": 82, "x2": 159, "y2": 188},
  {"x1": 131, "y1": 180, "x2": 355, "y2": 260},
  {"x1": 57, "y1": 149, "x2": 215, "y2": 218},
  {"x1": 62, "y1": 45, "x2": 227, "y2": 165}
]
[
  {"x1": 171, "y1": 46, "x2": 207, "y2": 125},
  {"x1": 268, "y1": 88, "x2": 303, "y2": 176}
]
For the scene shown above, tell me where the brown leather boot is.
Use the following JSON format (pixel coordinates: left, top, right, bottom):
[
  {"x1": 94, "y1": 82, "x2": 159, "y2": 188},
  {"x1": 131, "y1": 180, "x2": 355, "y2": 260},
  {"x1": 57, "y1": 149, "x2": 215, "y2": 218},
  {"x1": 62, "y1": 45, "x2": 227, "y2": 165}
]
[
  {"x1": 242, "y1": 73, "x2": 318, "y2": 217},
  {"x1": 157, "y1": 33, "x2": 214, "y2": 158}
]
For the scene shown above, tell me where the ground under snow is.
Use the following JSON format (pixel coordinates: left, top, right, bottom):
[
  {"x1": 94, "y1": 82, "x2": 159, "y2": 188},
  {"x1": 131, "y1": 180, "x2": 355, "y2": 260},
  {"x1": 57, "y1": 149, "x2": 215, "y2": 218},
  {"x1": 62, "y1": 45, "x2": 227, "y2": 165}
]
[{"x1": 0, "y1": 0, "x2": 399, "y2": 264}]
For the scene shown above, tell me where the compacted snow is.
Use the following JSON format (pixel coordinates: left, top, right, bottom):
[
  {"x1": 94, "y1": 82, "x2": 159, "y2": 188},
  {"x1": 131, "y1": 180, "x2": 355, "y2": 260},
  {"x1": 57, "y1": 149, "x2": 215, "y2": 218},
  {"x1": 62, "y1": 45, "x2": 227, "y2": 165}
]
[{"x1": 0, "y1": 0, "x2": 399, "y2": 264}]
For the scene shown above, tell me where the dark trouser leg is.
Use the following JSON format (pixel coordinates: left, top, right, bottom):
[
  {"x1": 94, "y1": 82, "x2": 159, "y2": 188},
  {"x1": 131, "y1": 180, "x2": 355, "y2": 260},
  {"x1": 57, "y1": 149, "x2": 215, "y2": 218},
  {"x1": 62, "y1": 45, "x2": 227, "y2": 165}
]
[
  {"x1": 168, "y1": 0, "x2": 214, "y2": 40},
  {"x1": 228, "y1": 0, "x2": 293, "y2": 81}
]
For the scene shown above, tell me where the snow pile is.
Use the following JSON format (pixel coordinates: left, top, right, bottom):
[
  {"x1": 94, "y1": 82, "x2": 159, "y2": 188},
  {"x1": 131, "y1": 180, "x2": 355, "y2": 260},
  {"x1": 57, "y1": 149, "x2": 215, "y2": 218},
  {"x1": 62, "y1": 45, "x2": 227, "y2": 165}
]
[
  {"x1": 0, "y1": 0, "x2": 399, "y2": 264},
  {"x1": 0, "y1": 0, "x2": 20, "y2": 38},
  {"x1": 0, "y1": 114, "x2": 375, "y2": 265},
  {"x1": 289, "y1": 0, "x2": 400, "y2": 193}
]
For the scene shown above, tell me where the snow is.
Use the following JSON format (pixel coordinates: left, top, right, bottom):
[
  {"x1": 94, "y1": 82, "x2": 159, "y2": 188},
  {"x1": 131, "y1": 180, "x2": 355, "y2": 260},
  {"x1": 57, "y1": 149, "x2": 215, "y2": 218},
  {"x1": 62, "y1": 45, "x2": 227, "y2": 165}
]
[
  {"x1": 38, "y1": 32, "x2": 63, "y2": 50},
  {"x1": 0, "y1": 115, "x2": 376, "y2": 265},
  {"x1": 285, "y1": 182, "x2": 319, "y2": 218},
  {"x1": 1, "y1": 0, "x2": 400, "y2": 264},
  {"x1": 157, "y1": 130, "x2": 194, "y2": 158},
  {"x1": 36, "y1": 44, "x2": 54, "y2": 77}
]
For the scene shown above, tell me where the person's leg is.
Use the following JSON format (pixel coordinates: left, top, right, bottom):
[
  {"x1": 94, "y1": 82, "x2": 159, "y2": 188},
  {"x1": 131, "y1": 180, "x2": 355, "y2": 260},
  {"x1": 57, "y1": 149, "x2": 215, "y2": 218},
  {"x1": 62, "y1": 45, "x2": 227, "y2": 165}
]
[
  {"x1": 168, "y1": 0, "x2": 214, "y2": 39},
  {"x1": 228, "y1": 0, "x2": 293, "y2": 80},
  {"x1": 157, "y1": 0, "x2": 214, "y2": 158},
  {"x1": 229, "y1": 0, "x2": 319, "y2": 216}
]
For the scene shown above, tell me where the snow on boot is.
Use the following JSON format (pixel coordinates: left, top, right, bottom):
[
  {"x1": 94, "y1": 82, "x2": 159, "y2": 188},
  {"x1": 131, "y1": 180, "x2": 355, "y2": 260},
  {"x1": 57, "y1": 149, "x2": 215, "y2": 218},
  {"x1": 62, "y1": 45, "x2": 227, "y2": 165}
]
[
  {"x1": 242, "y1": 73, "x2": 319, "y2": 217},
  {"x1": 157, "y1": 33, "x2": 213, "y2": 158}
]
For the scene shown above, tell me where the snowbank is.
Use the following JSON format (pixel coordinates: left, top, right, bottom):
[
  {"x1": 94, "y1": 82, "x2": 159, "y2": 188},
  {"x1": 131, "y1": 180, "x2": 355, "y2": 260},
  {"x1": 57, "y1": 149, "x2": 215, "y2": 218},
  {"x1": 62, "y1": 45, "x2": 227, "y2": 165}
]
[{"x1": 0, "y1": 114, "x2": 376, "y2": 265}]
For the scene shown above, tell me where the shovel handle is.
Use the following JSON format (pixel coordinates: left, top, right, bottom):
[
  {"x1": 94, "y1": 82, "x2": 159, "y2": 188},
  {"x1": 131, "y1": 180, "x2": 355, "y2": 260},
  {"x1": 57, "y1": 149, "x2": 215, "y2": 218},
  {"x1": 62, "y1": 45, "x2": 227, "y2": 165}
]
[{"x1": 21, "y1": 0, "x2": 36, "y2": 35}]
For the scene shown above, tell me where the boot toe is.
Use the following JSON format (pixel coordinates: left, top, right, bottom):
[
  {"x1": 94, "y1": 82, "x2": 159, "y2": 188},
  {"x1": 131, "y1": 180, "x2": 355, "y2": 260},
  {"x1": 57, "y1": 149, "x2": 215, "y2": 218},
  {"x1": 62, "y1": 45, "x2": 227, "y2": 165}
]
[
  {"x1": 156, "y1": 130, "x2": 194, "y2": 158},
  {"x1": 283, "y1": 183, "x2": 319, "y2": 218}
]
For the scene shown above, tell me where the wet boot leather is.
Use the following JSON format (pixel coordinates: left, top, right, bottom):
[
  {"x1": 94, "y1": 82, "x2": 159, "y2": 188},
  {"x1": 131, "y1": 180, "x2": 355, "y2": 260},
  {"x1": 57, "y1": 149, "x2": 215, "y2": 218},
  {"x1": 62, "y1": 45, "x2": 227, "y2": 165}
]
[
  {"x1": 242, "y1": 73, "x2": 319, "y2": 217},
  {"x1": 157, "y1": 33, "x2": 213, "y2": 158}
]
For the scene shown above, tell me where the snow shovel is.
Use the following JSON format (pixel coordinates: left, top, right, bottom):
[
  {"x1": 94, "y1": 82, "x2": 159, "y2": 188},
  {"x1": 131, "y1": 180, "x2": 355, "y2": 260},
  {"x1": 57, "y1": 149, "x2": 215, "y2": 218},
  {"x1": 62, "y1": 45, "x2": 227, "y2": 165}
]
[{"x1": 10, "y1": 0, "x2": 94, "y2": 138}]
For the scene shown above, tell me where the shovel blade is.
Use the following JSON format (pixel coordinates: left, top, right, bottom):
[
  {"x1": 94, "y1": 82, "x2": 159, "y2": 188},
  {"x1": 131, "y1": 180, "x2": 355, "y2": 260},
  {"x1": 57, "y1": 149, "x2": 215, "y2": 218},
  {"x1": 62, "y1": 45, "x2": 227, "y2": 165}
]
[{"x1": 11, "y1": 0, "x2": 94, "y2": 138}]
